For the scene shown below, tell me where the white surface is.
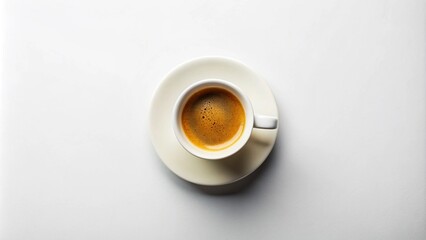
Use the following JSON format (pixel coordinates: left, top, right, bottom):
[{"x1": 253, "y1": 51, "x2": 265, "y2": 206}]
[
  {"x1": 151, "y1": 57, "x2": 278, "y2": 184},
  {"x1": 1, "y1": 0, "x2": 425, "y2": 239}
]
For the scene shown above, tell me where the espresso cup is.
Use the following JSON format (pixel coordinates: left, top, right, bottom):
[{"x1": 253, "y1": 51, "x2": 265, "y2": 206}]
[{"x1": 173, "y1": 79, "x2": 278, "y2": 160}]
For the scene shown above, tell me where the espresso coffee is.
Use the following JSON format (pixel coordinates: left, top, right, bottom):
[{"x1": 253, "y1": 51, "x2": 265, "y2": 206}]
[{"x1": 181, "y1": 87, "x2": 245, "y2": 151}]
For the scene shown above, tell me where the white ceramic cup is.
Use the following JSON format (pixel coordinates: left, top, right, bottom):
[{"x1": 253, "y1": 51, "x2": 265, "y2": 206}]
[{"x1": 173, "y1": 79, "x2": 278, "y2": 160}]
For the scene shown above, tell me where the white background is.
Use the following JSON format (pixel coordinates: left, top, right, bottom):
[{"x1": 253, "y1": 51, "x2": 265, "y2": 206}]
[{"x1": 1, "y1": 0, "x2": 425, "y2": 239}]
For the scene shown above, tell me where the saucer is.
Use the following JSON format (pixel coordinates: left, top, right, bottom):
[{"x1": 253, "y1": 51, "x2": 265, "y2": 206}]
[{"x1": 149, "y1": 56, "x2": 279, "y2": 186}]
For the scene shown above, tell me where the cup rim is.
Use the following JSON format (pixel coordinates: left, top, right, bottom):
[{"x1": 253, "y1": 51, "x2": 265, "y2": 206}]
[{"x1": 173, "y1": 79, "x2": 254, "y2": 160}]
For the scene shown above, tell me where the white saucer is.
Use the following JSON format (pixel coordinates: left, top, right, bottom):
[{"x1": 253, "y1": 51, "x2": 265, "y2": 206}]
[{"x1": 149, "y1": 56, "x2": 279, "y2": 186}]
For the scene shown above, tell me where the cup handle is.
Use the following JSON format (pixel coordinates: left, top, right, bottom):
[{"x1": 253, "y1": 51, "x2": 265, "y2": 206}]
[{"x1": 254, "y1": 115, "x2": 278, "y2": 129}]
